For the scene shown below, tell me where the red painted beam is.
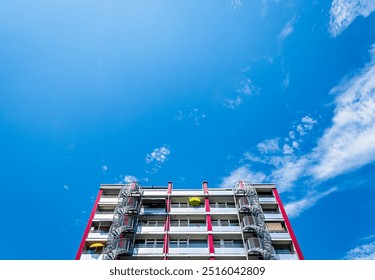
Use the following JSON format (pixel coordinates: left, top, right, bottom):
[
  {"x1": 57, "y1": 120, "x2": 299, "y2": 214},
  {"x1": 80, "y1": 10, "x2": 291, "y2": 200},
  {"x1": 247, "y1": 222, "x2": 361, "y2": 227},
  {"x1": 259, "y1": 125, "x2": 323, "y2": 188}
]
[
  {"x1": 203, "y1": 182, "x2": 215, "y2": 259},
  {"x1": 272, "y1": 188, "x2": 304, "y2": 260},
  {"x1": 163, "y1": 182, "x2": 172, "y2": 260},
  {"x1": 75, "y1": 189, "x2": 103, "y2": 260}
]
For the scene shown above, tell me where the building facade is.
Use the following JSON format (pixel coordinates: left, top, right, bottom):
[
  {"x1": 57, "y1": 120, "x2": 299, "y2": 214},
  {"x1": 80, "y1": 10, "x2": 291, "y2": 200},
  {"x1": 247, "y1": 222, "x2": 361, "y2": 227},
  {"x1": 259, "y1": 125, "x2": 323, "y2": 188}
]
[{"x1": 75, "y1": 181, "x2": 303, "y2": 260}]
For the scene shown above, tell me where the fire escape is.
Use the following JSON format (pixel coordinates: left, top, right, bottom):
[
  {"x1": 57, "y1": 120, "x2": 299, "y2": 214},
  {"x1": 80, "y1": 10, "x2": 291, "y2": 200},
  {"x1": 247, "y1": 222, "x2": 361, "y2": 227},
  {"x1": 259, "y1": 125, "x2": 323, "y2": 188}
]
[
  {"x1": 103, "y1": 183, "x2": 142, "y2": 260},
  {"x1": 235, "y1": 181, "x2": 277, "y2": 260}
]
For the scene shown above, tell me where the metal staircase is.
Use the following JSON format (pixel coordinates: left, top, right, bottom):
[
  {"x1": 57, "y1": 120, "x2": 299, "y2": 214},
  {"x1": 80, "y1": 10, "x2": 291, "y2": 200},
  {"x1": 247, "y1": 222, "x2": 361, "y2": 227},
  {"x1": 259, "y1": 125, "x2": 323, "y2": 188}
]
[
  {"x1": 103, "y1": 182, "x2": 142, "y2": 260},
  {"x1": 234, "y1": 181, "x2": 276, "y2": 260}
]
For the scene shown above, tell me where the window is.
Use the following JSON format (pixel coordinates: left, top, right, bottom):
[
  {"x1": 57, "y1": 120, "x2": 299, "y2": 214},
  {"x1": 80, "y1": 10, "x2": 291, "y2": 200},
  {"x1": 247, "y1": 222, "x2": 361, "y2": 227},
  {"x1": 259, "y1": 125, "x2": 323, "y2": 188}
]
[
  {"x1": 170, "y1": 217, "x2": 206, "y2": 227},
  {"x1": 171, "y1": 202, "x2": 197, "y2": 208},
  {"x1": 139, "y1": 219, "x2": 165, "y2": 227},
  {"x1": 170, "y1": 239, "x2": 207, "y2": 248},
  {"x1": 261, "y1": 205, "x2": 279, "y2": 214},
  {"x1": 210, "y1": 202, "x2": 235, "y2": 208},
  {"x1": 256, "y1": 189, "x2": 273, "y2": 197},
  {"x1": 96, "y1": 206, "x2": 115, "y2": 214},
  {"x1": 189, "y1": 240, "x2": 207, "y2": 248},
  {"x1": 273, "y1": 244, "x2": 294, "y2": 254},
  {"x1": 211, "y1": 219, "x2": 239, "y2": 226},
  {"x1": 90, "y1": 221, "x2": 111, "y2": 233},
  {"x1": 266, "y1": 222, "x2": 287, "y2": 233},
  {"x1": 134, "y1": 239, "x2": 164, "y2": 248},
  {"x1": 214, "y1": 239, "x2": 243, "y2": 248}
]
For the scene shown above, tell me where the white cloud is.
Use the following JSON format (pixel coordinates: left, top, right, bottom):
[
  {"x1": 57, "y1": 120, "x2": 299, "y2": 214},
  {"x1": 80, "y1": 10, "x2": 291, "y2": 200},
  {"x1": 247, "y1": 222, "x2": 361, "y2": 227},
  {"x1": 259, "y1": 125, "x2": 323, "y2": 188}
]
[
  {"x1": 123, "y1": 175, "x2": 138, "y2": 183},
  {"x1": 282, "y1": 71, "x2": 290, "y2": 89},
  {"x1": 261, "y1": 0, "x2": 269, "y2": 18},
  {"x1": 257, "y1": 139, "x2": 280, "y2": 154},
  {"x1": 224, "y1": 78, "x2": 259, "y2": 109},
  {"x1": 101, "y1": 165, "x2": 108, "y2": 173},
  {"x1": 329, "y1": 0, "x2": 375, "y2": 37},
  {"x1": 63, "y1": 185, "x2": 69, "y2": 191},
  {"x1": 278, "y1": 17, "x2": 296, "y2": 42},
  {"x1": 270, "y1": 157, "x2": 309, "y2": 192},
  {"x1": 309, "y1": 45, "x2": 375, "y2": 180},
  {"x1": 220, "y1": 165, "x2": 266, "y2": 187},
  {"x1": 296, "y1": 116, "x2": 317, "y2": 136},
  {"x1": 237, "y1": 78, "x2": 258, "y2": 96},
  {"x1": 284, "y1": 187, "x2": 338, "y2": 218},
  {"x1": 223, "y1": 96, "x2": 242, "y2": 109},
  {"x1": 243, "y1": 152, "x2": 266, "y2": 163},
  {"x1": 175, "y1": 107, "x2": 206, "y2": 125},
  {"x1": 360, "y1": 234, "x2": 375, "y2": 241},
  {"x1": 145, "y1": 145, "x2": 171, "y2": 174},
  {"x1": 231, "y1": 0, "x2": 242, "y2": 11},
  {"x1": 221, "y1": 45, "x2": 375, "y2": 217},
  {"x1": 343, "y1": 241, "x2": 375, "y2": 260},
  {"x1": 283, "y1": 144, "x2": 294, "y2": 155},
  {"x1": 145, "y1": 146, "x2": 170, "y2": 164},
  {"x1": 288, "y1": 130, "x2": 296, "y2": 139}
]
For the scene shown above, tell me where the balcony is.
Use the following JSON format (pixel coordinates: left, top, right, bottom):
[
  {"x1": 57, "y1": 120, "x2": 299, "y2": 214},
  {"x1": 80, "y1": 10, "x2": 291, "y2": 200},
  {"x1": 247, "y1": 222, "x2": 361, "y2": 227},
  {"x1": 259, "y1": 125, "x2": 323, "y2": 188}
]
[
  {"x1": 264, "y1": 213, "x2": 283, "y2": 220},
  {"x1": 209, "y1": 207, "x2": 237, "y2": 214},
  {"x1": 137, "y1": 225, "x2": 165, "y2": 234},
  {"x1": 170, "y1": 207, "x2": 205, "y2": 214},
  {"x1": 270, "y1": 232, "x2": 291, "y2": 240},
  {"x1": 168, "y1": 247, "x2": 209, "y2": 255},
  {"x1": 214, "y1": 247, "x2": 245, "y2": 255},
  {"x1": 140, "y1": 208, "x2": 166, "y2": 215},
  {"x1": 99, "y1": 195, "x2": 118, "y2": 204},
  {"x1": 276, "y1": 253, "x2": 299, "y2": 260},
  {"x1": 80, "y1": 253, "x2": 103, "y2": 260},
  {"x1": 94, "y1": 213, "x2": 114, "y2": 221},
  {"x1": 133, "y1": 246, "x2": 164, "y2": 256},
  {"x1": 258, "y1": 196, "x2": 276, "y2": 203},
  {"x1": 87, "y1": 230, "x2": 109, "y2": 239},
  {"x1": 212, "y1": 225, "x2": 241, "y2": 232},
  {"x1": 169, "y1": 224, "x2": 207, "y2": 233}
]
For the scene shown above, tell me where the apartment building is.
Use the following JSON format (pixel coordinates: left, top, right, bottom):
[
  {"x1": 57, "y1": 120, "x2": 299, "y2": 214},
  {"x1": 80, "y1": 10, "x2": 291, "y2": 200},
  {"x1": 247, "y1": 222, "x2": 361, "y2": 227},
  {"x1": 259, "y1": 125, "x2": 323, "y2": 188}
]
[{"x1": 75, "y1": 181, "x2": 303, "y2": 260}]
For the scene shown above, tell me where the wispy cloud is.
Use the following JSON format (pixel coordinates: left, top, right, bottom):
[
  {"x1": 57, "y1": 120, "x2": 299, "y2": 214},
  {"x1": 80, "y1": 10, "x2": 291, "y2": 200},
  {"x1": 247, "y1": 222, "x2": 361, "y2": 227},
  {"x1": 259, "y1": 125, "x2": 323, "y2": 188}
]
[
  {"x1": 175, "y1": 107, "x2": 206, "y2": 125},
  {"x1": 360, "y1": 234, "x2": 375, "y2": 241},
  {"x1": 101, "y1": 165, "x2": 108, "y2": 173},
  {"x1": 145, "y1": 145, "x2": 171, "y2": 174},
  {"x1": 308, "y1": 47, "x2": 375, "y2": 180},
  {"x1": 343, "y1": 241, "x2": 375, "y2": 260},
  {"x1": 278, "y1": 17, "x2": 296, "y2": 42},
  {"x1": 224, "y1": 78, "x2": 259, "y2": 109},
  {"x1": 329, "y1": 0, "x2": 375, "y2": 37},
  {"x1": 220, "y1": 165, "x2": 266, "y2": 187},
  {"x1": 223, "y1": 96, "x2": 242, "y2": 109},
  {"x1": 285, "y1": 187, "x2": 338, "y2": 218},
  {"x1": 261, "y1": 0, "x2": 269, "y2": 18},
  {"x1": 63, "y1": 185, "x2": 69, "y2": 191},
  {"x1": 222, "y1": 44, "x2": 375, "y2": 217},
  {"x1": 296, "y1": 116, "x2": 317, "y2": 136},
  {"x1": 231, "y1": 0, "x2": 242, "y2": 11},
  {"x1": 145, "y1": 146, "x2": 170, "y2": 164},
  {"x1": 123, "y1": 175, "x2": 138, "y2": 183},
  {"x1": 257, "y1": 139, "x2": 280, "y2": 154},
  {"x1": 282, "y1": 71, "x2": 290, "y2": 89}
]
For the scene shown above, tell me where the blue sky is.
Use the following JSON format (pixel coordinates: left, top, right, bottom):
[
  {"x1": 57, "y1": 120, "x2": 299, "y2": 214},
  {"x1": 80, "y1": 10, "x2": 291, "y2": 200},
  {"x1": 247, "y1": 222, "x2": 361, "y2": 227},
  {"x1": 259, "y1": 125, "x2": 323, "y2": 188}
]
[{"x1": 1, "y1": 0, "x2": 375, "y2": 260}]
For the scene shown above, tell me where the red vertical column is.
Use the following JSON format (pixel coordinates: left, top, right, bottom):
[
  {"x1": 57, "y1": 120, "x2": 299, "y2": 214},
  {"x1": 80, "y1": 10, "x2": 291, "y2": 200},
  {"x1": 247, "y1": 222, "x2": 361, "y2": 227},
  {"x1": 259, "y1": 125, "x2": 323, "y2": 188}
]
[
  {"x1": 203, "y1": 181, "x2": 215, "y2": 260},
  {"x1": 272, "y1": 188, "x2": 304, "y2": 260},
  {"x1": 75, "y1": 189, "x2": 103, "y2": 260},
  {"x1": 163, "y1": 182, "x2": 173, "y2": 260}
]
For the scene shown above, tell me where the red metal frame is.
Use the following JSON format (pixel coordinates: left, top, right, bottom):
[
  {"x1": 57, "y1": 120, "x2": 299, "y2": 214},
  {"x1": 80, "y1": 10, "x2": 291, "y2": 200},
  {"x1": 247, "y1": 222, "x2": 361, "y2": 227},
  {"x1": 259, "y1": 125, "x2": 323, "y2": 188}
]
[
  {"x1": 203, "y1": 182, "x2": 215, "y2": 259},
  {"x1": 163, "y1": 182, "x2": 173, "y2": 260},
  {"x1": 75, "y1": 189, "x2": 103, "y2": 260},
  {"x1": 272, "y1": 188, "x2": 304, "y2": 260}
]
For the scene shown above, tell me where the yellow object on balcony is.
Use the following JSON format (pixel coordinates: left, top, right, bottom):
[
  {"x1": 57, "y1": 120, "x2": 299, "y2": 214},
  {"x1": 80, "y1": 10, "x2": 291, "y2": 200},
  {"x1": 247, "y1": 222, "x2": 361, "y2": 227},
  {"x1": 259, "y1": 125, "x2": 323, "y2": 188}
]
[
  {"x1": 89, "y1": 243, "x2": 105, "y2": 248},
  {"x1": 188, "y1": 197, "x2": 201, "y2": 206}
]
